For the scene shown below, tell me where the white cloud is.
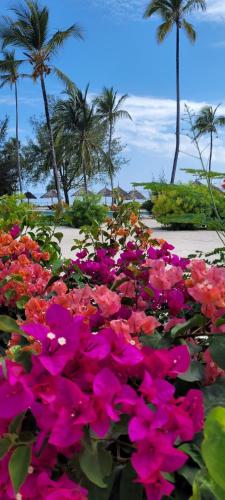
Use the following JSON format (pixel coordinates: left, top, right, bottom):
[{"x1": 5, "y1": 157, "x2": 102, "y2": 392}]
[
  {"x1": 88, "y1": 0, "x2": 225, "y2": 23},
  {"x1": 115, "y1": 95, "x2": 225, "y2": 169}
]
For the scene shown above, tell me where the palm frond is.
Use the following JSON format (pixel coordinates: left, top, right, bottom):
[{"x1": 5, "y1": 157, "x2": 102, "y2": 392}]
[
  {"x1": 182, "y1": 19, "x2": 196, "y2": 43},
  {"x1": 157, "y1": 20, "x2": 173, "y2": 42},
  {"x1": 183, "y1": 0, "x2": 206, "y2": 14},
  {"x1": 53, "y1": 67, "x2": 75, "y2": 89},
  {"x1": 46, "y1": 24, "x2": 83, "y2": 55}
]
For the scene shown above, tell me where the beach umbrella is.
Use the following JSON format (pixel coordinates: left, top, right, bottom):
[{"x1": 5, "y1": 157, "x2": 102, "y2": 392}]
[
  {"x1": 113, "y1": 186, "x2": 129, "y2": 198},
  {"x1": 128, "y1": 189, "x2": 145, "y2": 201},
  {"x1": 73, "y1": 187, "x2": 94, "y2": 196},
  {"x1": 41, "y1": 189, "x2": 58, "y2": 204},
  {"x1": 98, "y1": 186, "x2": 112, "y2": 204},
  {"x1": 24, "y1": 191, "x2": 37, "y2": 204}
]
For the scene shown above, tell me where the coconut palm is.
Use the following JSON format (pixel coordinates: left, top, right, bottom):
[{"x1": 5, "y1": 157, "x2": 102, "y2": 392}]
[
  {"x1": 53, "y1": 85, "x2": 105, "y2": 193},
  {"x1": 193, "y1": 105, "x2": 225, "y2": 177},
  {"x1": 0, "y1": 0, "x2": 83, "y2": 204},
  {"x1": 0, "y1": 50, "x2": 28, "y2": 193},
  {"x1": 144, "y1": 0, "x2": 206, "y2": 184},
  {"x1": 95, "y1": 87, "x2": 131, "y2": 196}
]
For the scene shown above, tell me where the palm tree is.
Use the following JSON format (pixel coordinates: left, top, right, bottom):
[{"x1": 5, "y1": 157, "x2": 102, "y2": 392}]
[
  {"x1": 95, "y1": 87, "x2": 131, "y2": 197},
  {"x1": 0, "y1": 50, "x2": 28, "y2": 193},
  {"x1": 53, "y1": 85, "x2": 105, "y2": 193},
  {"x1": 193, "y1": 105, "x2": 225, "y2": 177},
  {"x1": 0, "y1": 0, "x2": 83, "y2": 204},
  {"x1": 144, "y1": 0, "x2": 206, "y2": 184}
]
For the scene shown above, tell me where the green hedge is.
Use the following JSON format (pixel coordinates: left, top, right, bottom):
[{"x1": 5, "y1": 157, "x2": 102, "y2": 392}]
[
  {"x1": 66, "y1": 194, "x2": 108, "y2": 228},
  {"x1": 148, "y1": 183, "x2": 225, "y2": 229}
]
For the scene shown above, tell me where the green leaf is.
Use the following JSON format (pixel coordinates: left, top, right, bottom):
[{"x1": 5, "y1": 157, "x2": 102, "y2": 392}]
[
  {"x1": 16, "y1": 296, "x2": 29, "y2": 310},
  {"x1": 203, "y1": 379, "x2": 225, "y2": 414},
  {"x1": 8, "y1": 413, "x2": 25, "y2": 434},
  {"x1": 179, "y1": 443, "x2": 204, "y2": 468},
  {"x1": 178, "y1": 361, "x2": 204, "y2": 382},
  {"x1": 9, "y1": 445, "x2": 31, "y2": 493},
  {"x1": 171, "y1": 314, "x2": 205, "y2": 338},
  {"x1": 0, "y1": 437, "x2": 12, "y2": 459},
  {"x1": 0, "y1": 316, "x2": 23, "y2": 335},
  {"x1": 4, "y1": 289, "x2": 15, "y2": 301},
  {"x1": 10, "y1": 274, "x2": 24, "y2": 283},
  {"x1": 79, "y1": 442, "x2": 112, "y2": 488},
  {"x1": 202, "y1": 407, "x2": 225, "y2": 492},
  {"x1": 210, "y1": 337, "x2": 225, "y2": 370},
  {"x1": 178, "y1": 464, "x2": 199, "y2": 486},
  {"x1": 139, "y1": 332, "x2": 172, "y2": 349},
  {"x1": 119, "y1": 463, "x2": 144, "y2": 499},
  {"x1": 215, "y1": 315, "x2": 225, "y2": 327}
]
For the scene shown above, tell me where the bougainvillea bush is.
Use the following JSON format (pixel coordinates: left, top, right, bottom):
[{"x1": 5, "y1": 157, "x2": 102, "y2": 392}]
[{"x1": 0, "y1": 209, "x2": 225, "y2": 499}]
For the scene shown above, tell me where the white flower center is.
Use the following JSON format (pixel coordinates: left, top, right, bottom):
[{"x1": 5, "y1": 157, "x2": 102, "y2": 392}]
[
  {"x1": 47, "y1": 332, "x2": 56, "y2": 340},
  {"x1": 58, "y1": 337, "x2": 67, "y2": 346},
  {"x1": 28, "y1": 466, "x2": 34, "y2": 474},
  {"x1": 16, "y1": 494, "x2": 22, "y2": 500}
]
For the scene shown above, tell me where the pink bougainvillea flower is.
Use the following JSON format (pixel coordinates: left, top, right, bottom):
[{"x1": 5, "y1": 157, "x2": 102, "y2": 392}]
[
  {"x1": 0, "y1": 379, "x2": 33, "y2": 419},
  {"x1": 128, "y1": 311, "x2": 160, "y2": 335},
  {"x1": 9, "y1": 224, "x2": 21, "y2": 239},
  {"x1": 36, "y1": 472, "x2": 88, "y2": 500},
  {"x1": 149, "y1": 260, "x2": 183, "y2": 291},
  {"x1": 91, "y1": 285, "x2": 121, "y2": 317},
  {"x1": 23, "y1": 305, "x2": 83, "y2": 375},
  {"x1": 145, "y1": 474, "x2": 174, "y2": 500}
]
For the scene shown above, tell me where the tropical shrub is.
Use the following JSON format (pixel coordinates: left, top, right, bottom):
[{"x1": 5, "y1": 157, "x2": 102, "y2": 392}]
[
  {"x1": 66, "y1": 194, "x2": 108, "y2": 228},
  {"x1": 141, "y1": 198, "x2": 153, "y2": 214},
  {"x1": 142, "y1": 182, "x2": 225, "y2": 229},
  {"x1": 0, "y1": 194, "x2": 40, "y2": 231},
  {"x1": 0, "y1": 208, "x2": 225, "y2": 498}
]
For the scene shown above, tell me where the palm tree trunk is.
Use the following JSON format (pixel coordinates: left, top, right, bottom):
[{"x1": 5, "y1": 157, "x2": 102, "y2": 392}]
[
  {"x1": 40, "y1": 73, "x2": 62, "y2": 204},
  {"x1": 108, "y1": 122, "x2": 114, "y2": 205},
  {"x1": 15, "y1": 81, "x2": 22, "y2": 193},
  {"x1": 81, "y1": 142, "x2": 88, "y2": 193},
  {"x1": 209, "y1": 131, "x2": 213, "y2": 177},
  {"x1": 171, "y1": 23, "x2": 180, "y2": 184}
]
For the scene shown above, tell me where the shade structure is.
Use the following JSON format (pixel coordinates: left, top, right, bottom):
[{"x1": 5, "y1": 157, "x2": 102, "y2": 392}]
[
  {"x1": 73, "y1": 187, "x2": 94, "y2": 196},
  {"x1": 24, "y1": 191, "x2": 37, "y2": 203},
  {"x1": 128, "y1": 189, "x2": 145, "y2": 201},
  {"x1": 113, "y1": 186, "x2": 129, "y2": 199},
  {"x1": 98, "y1": 187, "x2": 112, "y2": 197},
  {"x1": 40, "y1": 189, "x2": 58, "y2": 200}
]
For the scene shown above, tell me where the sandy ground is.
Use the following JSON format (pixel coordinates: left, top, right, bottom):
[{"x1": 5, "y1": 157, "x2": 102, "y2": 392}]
[{"x1": 57, "y1": 219, "x2": 222, "y2": 259}]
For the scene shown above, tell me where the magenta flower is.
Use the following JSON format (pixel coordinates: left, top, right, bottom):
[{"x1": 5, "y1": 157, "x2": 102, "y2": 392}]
[
  {"x1": 0, "y1": 379, "x2": 33, "y2": 419},
  {"x1": 23, "y1": 305, "x2": 83, "y2": 375},
  {"x1": 9, "y1": 224, "x2": 21, "y2": 239}
]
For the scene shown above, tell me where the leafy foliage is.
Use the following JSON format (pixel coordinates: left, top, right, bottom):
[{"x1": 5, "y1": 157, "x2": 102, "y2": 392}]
[{"x1": 67, "y1": 194, "x2": 108, "y2": 228}]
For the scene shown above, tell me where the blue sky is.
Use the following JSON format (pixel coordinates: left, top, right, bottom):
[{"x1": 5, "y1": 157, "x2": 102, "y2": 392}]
[{"x1": 1, "y1": 0, "x2": 225, "y2": 195}]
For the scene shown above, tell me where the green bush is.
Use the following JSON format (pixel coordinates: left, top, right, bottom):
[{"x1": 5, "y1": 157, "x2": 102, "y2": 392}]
[
  {"x1": 67, "y1": 195, "x2": 108, "y2": 228},
  {"x1": 149, "y1": 182, "x2": 225, "y2": 229},
  {"x1": 141, "y1": 199, "x2": 153, "y2": 214},
  {"x1": 0, "y1": 194, "x2": 40, "y2": 231}
]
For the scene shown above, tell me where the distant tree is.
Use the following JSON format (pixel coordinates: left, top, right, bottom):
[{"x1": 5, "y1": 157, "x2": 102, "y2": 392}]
[
  {"x1": 22, "y1": 118, "x2": 82, "y2": 204},
  {"x1": 193, "y1": 105, "x2": 225, "y2": 177},
  {"x1": 95, "y1": 87, "x2": 131, "y2": 196},
  {"x1": 0, "y1": 0, "x2": 83, "y2": 204},
  {"x1": 0, "y1": 120, "x2": 19, "y2": 195},
  {"x1": 144, "y1": 0, "x2": 206, "y2": 184},
  {"x1": 0, "y1": 50, "x2": 29, "y2": 193},
  {"x1": 53, "y1": 85, "x2": 105, "y2": 193}
]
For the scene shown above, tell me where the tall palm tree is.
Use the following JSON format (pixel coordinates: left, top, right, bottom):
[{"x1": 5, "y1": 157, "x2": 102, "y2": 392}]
[
  {"x1": 0, "y1": 50, "x2": 28, "y2": 193},
  {"x1": 95, "y1": 87, "x2": 131, "y2": 196},
  {"x1": 53, "y1": 85, "x2": 105, "y2": 193},
  {"x1": 193, "y1": 105, "x2": 225, "y2": 177},
  {"x1": 0, "y1": 0, "x2": 83, "y2": 204},
  {"x1": 144, "y1": 0, "x2": 206, "y2": 184}
]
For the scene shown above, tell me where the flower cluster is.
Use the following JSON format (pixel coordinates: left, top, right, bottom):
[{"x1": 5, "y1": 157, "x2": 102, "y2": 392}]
[
  {"x1": 1, "y1": 303, "x2": 203, "y2": 500},
  {"x1": 1, "y1": 210, "x2": 225, "y2": 499}
]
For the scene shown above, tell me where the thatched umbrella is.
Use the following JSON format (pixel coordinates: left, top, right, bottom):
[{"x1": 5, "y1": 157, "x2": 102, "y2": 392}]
[
  {"x1": 24, "y1": 191, "x2": 37, "y2": 204},
  {"x1": 128, "y1": 189, "x2": 145, "y2": 201},
  {"x1": 98, "y1": 186, "x2": 112, "y2": 204},
  {"x1": 73, "y1": 187, "x2": 94, "y2": 197},
  {"x1": 41, "y1": 189, "x2": 58, "y2": 204},
  {"x1": 113, "y1": 186, "x2": 129, "y2": 198}
]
